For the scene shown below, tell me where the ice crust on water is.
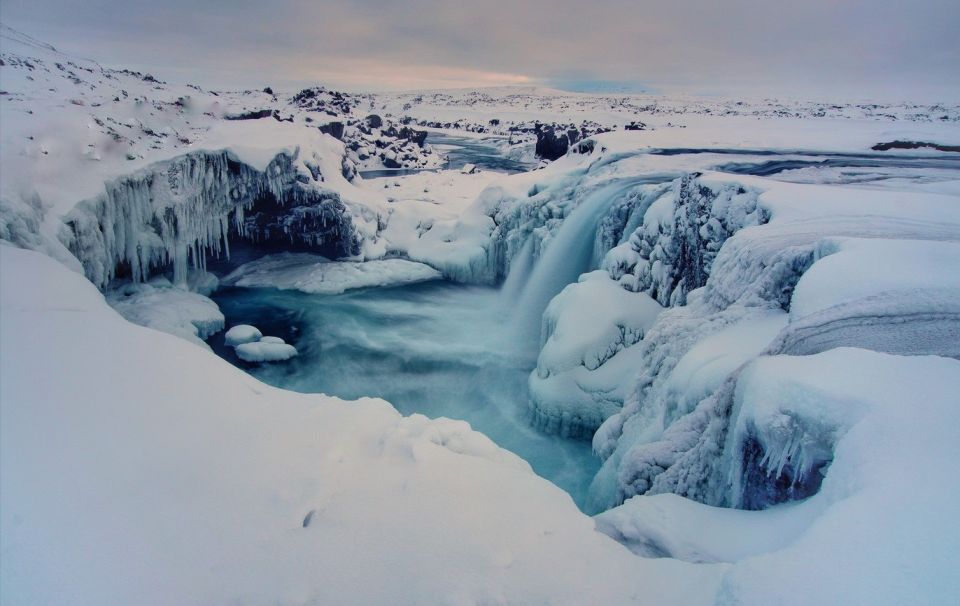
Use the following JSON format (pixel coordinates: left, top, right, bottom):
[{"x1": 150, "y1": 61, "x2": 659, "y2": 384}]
[{"x1": 222, "y1": 252, "x2": 442, "y2": 294}]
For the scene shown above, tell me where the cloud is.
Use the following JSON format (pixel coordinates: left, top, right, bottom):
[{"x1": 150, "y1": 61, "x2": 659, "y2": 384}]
[{"x1": 2, "y1": 0, "x2": 958, "y2": 100}]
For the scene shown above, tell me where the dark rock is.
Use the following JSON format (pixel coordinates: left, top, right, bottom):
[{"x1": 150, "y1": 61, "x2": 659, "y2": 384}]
[
  {"x1": 319, "y1": 121, "x2": 345, "y2": 140},
  {"x1": 224, "y1": 109, "x2": 273, "y2": 121},
  {"x1": 534, "y1": 124, "x2": 569, "y2": 161},
  {"x1": 365, "y1": 114, "x2": 383, "y2": 129},
  {"x1": 399, "y1": 127, "x2": 428, "y2": 147},
  {"x1": 871, "y1": 140, "x2": 960, "y2": 152}
]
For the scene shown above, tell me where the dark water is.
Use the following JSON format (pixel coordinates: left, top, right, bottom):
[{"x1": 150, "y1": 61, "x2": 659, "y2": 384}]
[
  {"x1": 715, "y1": 155, "x2": 960, "y2": 177},
  {"x1": 210, "y1": 282, "x2": 600, "y2": 509},
  {"x1": 357, "y1": 167, "x2": 438, "y2": 179},
  {"x1": 358, "y1": 133, "x2": 532, "y2": 179}
]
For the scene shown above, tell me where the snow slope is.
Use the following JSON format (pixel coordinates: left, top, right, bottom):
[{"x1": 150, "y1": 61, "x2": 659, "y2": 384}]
[{"x1": 0, "y1": 245, "x2": 723, "y2": 605}]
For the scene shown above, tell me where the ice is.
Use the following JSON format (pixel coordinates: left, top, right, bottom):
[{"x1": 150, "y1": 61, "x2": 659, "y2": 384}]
[
  {"x1": 511, "y1": 177, "x2": 656, "y2": 344},
  {"x1": 221, "y1": 252, "x2": 442, "y2": 294},
  {"x1": 789, "y1": 237, "x2": 960, "y2": 320},
  {"x1": 224, "y1": 324, "x2": 262, "y2": 346},
  {"x1": 594, "y1": 348, "x2": 960, "y2": 604},
  {"x1": 106, "y1": 278, "x2": 225, "y2": 348},
  {"x1": 595, "y1": 492, "x2": 818, "y2": 562},
  {"x1": 528, "y1": 271, "x2": 663, "y2": 436},
  {"x1": 606, "y1": 175, "x2": 766, "y2": 307},
  {"x1": 235, "y1": 339, "x2": 298, "y2": 363}
]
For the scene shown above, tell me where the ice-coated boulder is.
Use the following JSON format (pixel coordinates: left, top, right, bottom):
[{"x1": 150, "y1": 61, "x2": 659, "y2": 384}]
[
  {"x1": 235, "y1": 340, "x2": 298, "y2": 363},
  {"x1": 225, "y1": 324, "x2": 262, "y2": 346}
]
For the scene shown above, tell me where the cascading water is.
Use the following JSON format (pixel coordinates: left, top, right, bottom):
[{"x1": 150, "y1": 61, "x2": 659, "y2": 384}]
[
  {"x1": 508, "y1": 177, "x2": 660, "y2": 350},
  {"x1": 498, "y1": 238, "x2": 536, "y2": 307}
]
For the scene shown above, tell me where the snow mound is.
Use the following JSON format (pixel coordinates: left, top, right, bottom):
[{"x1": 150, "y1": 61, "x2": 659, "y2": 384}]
[
  {"x1": 222, "y1": 253, "x2": 442, "y2": 294},
  {"x1": 224, "y1": 324, "x2": 262, "y2": 346},
  {"x1": 235, "y1": 340, "x2": 298, "y2": 363},
  {"x1": 528, "y1": 271, "x2": 663, "y2": 436},
  {"x1": 106, "y1": 279, "x2": 224, "y2": 348}
]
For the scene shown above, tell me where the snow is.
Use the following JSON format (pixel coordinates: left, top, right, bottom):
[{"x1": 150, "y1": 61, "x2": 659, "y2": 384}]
[
  {"x1": 0, "y1": 245, "x2": 720, "y2": 605},
  {"x1": 789, "y1": 237, "x2": 960, "y2": 320},
  {"x1": 595, "y1": 348, "x2": 960, "y2": 604},
  {"x1": 529, "y1": 271, "x2": 663, "y2": 436},
  {"x1": 106, "y1": 278, "x2": 225, "y2": 348},
  {"x1": 718, "y1": 349, "x2": 960, "y2": 604},
  {"x1": 3, "y1": 23, "x2": 960, "y2": 604},
  {"x1": 224, "y1": 324, "x2": 263, "y2": 346},
  {"x1": 222, "y1": 252, "x2": 442, "y2": 294},
  {"x1": 235, "y1": 339, "x2": 299, "y2": 363}
]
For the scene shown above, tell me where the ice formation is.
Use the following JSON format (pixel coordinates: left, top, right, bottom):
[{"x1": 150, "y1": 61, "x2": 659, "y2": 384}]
[{"x1": 62, "y1": 150, "x2": 362, "y2": 290}]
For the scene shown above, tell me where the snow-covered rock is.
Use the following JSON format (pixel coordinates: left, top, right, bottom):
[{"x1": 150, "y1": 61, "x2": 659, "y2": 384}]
[
  {"x1": 528, "y1": 271, "x2": 663, "y2": 437},
  {"x1": 225, "y1": 324, "x2": 263, "y2": 346},
  {"x1": 235, "y1": 339, "x2": 298, "y2": 363}
]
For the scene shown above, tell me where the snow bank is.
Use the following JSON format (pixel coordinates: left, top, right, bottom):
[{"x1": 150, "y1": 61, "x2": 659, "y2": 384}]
[
  {"x1": 106, "y1": 278, "x2": 224, "y2": 348},
  {"x1": 596, "y1": 349, "x2": 960, "y2": 604},
  {"x1": 222, "y1": 252, "x2": 442, "y2": 294}
]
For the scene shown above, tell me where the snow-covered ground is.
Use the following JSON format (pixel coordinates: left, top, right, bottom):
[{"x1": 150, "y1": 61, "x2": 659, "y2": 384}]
[{"x1": 3, "y1": 23, "x2": 960, "y2": 605}]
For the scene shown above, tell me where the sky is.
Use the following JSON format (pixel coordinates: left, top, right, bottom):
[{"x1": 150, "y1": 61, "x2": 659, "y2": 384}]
[{"x1": 2, "y1": 0, "x2": 958, "y2": 101}]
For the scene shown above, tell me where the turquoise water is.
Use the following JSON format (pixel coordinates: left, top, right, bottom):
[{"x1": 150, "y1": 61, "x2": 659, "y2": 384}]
[{"x1": 210, "y1": 281, "x2": 600, "y2": 509}]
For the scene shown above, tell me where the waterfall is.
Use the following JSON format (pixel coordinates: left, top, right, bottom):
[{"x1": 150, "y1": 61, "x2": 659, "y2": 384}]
[
  {"x1": 507, "y1": 178, "x2": 653, "y2": 350},
  {"x1": 499, "y1": 238, "x2": 535, "y2": 307}
]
